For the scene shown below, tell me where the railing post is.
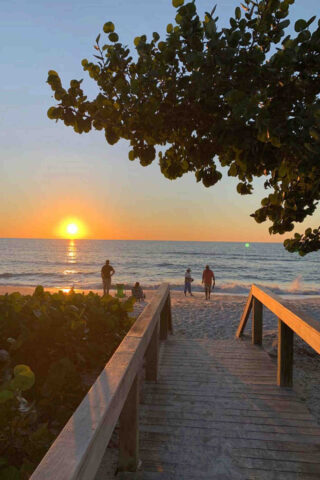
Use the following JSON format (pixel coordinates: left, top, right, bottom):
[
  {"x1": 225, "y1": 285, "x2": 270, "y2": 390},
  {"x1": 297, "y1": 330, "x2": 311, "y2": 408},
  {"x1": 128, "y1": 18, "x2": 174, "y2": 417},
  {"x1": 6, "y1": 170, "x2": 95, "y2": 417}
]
[
  {"x1": 160, "y1": 298, "x2": 168, "y2": 341},
  {"x1": 167, "y1": 292, "x2": 173, "y2": 334},
  {"x1": 118, "y1": 375, "x2": 139, "y2": 472},
  {"x1": 145, "y1": 320, "x2": 160, "y2": 382},
  {"x1": 252, "y1": 298, "x2": 263, "y2": 345},
  {"x1": 277, "y1": 319, "x2": 294, "y2": 387}
]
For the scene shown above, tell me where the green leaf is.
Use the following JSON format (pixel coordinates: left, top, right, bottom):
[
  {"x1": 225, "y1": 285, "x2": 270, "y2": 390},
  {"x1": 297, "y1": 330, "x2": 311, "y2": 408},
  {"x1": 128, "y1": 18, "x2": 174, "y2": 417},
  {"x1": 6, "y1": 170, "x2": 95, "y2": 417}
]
[
  {"x1": 228, "y1": 163, "x2": 237, "y2": 177},
  {"x1": 306, "y1": 15, "x2": 316, "y2": 27},
  {"x1": 47, "y1": 107, "x2": 56, "y2": 119},
  {"x1": 172, "y1": 0, "x2": 184, "y2": 7},
  {"x1": 167, "y1": 23, "x2": 173, "y2": 33},
  {"x1": 230, "y1": 17, "x2": 237, "y2": 29},
  {"x1": 134, "y1": 36, "x2": 141, "y2": 47},
  {"x1": 96, "y1": 34, "x2": 101, "y2": 44},
  {"x1": 235, "y1": 7, "x2": 241, "y2": 20},
  {"x1": 103, "y1": 22, "x2": 115, "y2": 33},
  {"x1": 48, "y1": 70, "x2": 59, "y2": 77},
  {"x1": 10, "y1": 365, "x2": 35, "y2": 392},
  {"x1": 0, "y1": 390, "x2": 14, "y2": 404},
  {"x1": 105, "y1": 128, "x2": 119, "y2": 145},
  {"x1": 278, "y1": 19, "x2": 290, "y2": 29},
  {"x1": 128, "y1": 150, "x2": 135, "y2": 161},
  {"x1": 294, "y1": 19, "x2": 307, "y2": 32},
  {"x1": 108, "y1": 32, "x2": 119, "y2": 42}
]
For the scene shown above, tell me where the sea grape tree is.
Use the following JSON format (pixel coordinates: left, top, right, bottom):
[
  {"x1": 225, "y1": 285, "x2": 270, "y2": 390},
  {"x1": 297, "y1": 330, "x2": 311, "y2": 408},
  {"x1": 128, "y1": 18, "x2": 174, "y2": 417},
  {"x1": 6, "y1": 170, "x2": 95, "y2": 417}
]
[{"x1": 47, "y1": 0, "x2": 320, "y2": 255}]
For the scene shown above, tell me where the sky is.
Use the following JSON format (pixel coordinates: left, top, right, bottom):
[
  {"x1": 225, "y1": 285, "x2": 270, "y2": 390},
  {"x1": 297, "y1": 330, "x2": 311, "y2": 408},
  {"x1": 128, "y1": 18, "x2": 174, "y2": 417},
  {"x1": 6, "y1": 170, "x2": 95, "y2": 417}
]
[{"x1": 1, "y1": 0, "x2": 319, "y2": 242}]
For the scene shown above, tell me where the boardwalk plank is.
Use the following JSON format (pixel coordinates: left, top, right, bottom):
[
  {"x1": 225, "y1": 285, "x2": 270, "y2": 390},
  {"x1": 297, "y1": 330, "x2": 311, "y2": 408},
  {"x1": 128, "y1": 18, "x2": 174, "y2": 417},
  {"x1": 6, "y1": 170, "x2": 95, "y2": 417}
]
[{"x1": 137, "y1": 337, "x2": 320, "y2": 479}]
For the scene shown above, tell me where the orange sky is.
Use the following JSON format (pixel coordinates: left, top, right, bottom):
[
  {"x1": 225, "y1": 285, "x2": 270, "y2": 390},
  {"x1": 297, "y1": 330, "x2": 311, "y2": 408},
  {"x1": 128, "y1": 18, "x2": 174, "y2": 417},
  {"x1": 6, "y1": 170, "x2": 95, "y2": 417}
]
[{"x1": 2, "y1": 158, "x2": 320, "y2": 242}]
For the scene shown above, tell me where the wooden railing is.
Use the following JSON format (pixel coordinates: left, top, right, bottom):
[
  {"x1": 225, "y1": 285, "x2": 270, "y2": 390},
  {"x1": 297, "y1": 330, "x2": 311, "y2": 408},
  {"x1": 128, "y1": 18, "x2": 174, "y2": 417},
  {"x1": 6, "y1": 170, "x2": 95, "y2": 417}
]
[
  {"x1": 236, "y1": 284, "x2": 320, "y2": 387},
  {"x1": 30, "y1": 283, "x2": 172, "y2": 480}
]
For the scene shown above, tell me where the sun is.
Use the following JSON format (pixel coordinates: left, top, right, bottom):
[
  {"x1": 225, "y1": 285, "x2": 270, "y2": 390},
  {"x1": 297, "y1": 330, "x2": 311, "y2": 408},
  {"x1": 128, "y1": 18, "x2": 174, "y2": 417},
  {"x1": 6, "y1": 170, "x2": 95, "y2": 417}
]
[
  {"x1": 56, "y1": 218, "x2": 87, "y2": 239},
  {"x1": 67, "y1": 223, "x2": 79, "y2": 236}
]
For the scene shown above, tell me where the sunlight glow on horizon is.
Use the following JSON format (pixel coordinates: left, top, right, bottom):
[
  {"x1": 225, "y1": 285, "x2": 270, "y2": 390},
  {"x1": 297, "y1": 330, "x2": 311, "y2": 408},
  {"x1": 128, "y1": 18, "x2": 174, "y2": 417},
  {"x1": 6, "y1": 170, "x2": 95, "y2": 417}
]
[{"x1": 56, "y1": 218, "x2": 87, "y2": 239}]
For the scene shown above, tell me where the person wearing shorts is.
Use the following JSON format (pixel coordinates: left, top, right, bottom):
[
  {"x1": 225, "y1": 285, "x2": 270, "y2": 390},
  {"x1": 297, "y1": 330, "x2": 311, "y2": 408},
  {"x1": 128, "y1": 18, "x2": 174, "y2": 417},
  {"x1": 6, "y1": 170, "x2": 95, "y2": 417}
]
[
  {"x1": 184, "y1": 268, "x2": 194, "y2": 296},
  {"x1": 202, "y1": 265, "x2": 215, "y2": 300},
  {"x1": 101, "y1": 259, "x2": 115, "y2": 295}
]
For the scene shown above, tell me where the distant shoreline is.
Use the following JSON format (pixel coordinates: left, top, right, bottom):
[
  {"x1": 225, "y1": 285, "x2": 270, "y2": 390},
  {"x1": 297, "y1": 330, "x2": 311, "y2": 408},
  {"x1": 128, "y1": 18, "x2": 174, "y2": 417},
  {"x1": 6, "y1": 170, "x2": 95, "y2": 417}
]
[{"x1": 1, "y1": 285, "x2": 319, "y2": 301}]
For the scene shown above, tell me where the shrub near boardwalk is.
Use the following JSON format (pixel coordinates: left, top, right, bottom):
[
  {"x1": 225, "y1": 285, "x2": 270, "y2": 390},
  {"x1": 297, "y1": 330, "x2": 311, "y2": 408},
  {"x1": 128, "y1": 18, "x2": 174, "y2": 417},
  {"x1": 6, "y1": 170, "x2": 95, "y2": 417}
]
[{"x1": 0, "y1": 286, "x2": 135, "y2": 479}]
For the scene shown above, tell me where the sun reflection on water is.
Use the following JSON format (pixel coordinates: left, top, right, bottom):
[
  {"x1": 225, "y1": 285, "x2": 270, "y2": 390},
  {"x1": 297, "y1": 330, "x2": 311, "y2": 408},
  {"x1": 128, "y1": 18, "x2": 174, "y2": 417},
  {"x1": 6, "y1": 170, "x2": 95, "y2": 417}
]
[{"x1": 67, "y1": 240, "x2": 77, "y2": 264}]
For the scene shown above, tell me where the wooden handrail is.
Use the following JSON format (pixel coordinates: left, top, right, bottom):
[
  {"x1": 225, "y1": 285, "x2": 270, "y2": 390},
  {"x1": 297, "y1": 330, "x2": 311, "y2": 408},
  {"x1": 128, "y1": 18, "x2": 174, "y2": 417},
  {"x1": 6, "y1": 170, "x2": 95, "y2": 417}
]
[
  {"x1": 236, "y1": 284, "x2": 320, "y2": 387},
  {"x1": 30, "y1": 283, "x2": 172, "y2": 480}
]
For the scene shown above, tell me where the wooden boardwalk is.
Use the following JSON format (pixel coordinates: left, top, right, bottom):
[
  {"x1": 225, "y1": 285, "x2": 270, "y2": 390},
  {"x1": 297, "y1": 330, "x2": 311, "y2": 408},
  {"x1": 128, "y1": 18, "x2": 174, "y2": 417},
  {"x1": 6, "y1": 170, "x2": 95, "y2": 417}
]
[
  {"x1": 29, "y1": 285, "x2": 320, "y2": 480},
  {"x1": 130, "y1": 336, "x2": 320, "y2": 480}
]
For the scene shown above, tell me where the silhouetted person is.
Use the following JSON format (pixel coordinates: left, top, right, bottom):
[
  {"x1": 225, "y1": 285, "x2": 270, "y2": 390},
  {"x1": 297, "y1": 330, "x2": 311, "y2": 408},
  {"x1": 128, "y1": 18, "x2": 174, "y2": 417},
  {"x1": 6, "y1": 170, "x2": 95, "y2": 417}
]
[
  {"x1": 184, "y1": 268, "x2": 193, "y2": 296},
  {"x1": 101, "y1": 260, "x2": 115, "y2": 295},
  {"x1": 131, "y1": 282, "x2": 145, "y2": 302},
  {"x1": 202, "y1": 265, "x2": 215, "y2": 300}
]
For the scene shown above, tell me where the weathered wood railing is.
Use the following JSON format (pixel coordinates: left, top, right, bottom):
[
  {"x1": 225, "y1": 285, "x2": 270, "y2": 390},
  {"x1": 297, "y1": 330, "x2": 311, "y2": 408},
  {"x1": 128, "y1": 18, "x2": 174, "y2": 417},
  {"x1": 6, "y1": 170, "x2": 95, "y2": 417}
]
[
  {"x1": 236, "y1": 284, "x2": 320, "y2": 387},
  {"x1": 30, "y1": 283, "x2": 172, "y2": 480}
]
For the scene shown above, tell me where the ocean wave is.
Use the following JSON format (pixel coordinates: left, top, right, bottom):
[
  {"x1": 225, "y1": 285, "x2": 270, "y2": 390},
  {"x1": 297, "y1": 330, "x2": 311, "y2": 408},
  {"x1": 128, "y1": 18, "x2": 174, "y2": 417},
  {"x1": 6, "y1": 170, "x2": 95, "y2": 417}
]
[
  {"x1": 0, "y1": 272, "x2": 50, "y2": 278},
  {"x1": 7, "y1": 260, "x2": 103, "y2": 267},
  {"x1": 0, "y1": 271, "x2": 95, "y2": 279},
  {"x1": 155, "y1": 263, "x2": 175, "y2": 267},
  {"x1": 1, "y1": 280, "x2": 319, "y2": 297},
  {"x1": 60, "y1": 280, "x2": 320, "y2": 296}
]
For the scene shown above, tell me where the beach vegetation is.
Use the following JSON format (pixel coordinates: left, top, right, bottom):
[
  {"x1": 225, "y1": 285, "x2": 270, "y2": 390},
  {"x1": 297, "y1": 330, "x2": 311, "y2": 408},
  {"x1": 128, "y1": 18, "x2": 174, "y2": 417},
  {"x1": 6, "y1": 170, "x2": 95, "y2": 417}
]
[
  {"x1": 47, "y1": 0, "x2": 320, "y2": 255},
  {"x1": 0, "y1": 288, "x2": 135, "y2": 478}
]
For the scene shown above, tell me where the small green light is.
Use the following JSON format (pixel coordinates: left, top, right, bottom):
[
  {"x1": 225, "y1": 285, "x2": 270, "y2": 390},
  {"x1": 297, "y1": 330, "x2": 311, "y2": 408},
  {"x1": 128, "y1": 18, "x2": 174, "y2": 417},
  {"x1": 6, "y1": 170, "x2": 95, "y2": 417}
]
[{"x1": 245, "y1": 243, "x2": 250, "y2": 248}]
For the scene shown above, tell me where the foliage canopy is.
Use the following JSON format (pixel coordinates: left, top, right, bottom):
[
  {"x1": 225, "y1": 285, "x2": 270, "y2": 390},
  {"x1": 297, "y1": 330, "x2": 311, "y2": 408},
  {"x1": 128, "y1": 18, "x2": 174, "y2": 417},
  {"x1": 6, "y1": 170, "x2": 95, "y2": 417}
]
[{"x1": 47, "y1": 0, "x2": 320, "y2": 255}]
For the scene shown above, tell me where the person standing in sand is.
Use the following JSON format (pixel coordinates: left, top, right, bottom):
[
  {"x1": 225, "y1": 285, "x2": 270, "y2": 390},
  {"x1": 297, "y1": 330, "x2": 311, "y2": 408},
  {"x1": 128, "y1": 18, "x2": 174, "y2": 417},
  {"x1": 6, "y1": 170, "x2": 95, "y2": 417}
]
[
  {"x1": 101, "y1": 260, "x2": 115, "y2": 295},
  {"x1": 184, "y1": 268, "x2": 194, "y2": 296},
  {"x1": 202, "y1": 265, "x2": 215, "y2": 300}
]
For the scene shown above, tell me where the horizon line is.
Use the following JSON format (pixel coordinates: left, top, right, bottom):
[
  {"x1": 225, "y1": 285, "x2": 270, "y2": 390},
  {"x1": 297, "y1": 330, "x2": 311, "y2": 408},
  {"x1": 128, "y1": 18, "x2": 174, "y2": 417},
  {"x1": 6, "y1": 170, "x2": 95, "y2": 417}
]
[{"x1": 0, "y1": 237, "x2": 284, "y2": 244}]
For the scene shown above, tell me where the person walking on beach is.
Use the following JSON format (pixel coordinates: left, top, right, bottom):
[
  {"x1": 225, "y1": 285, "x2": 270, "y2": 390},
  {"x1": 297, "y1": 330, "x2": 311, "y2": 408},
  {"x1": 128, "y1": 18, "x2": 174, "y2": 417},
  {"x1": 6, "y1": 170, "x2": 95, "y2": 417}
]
[
  {"x1": 101, "y1": 259, "x2": 115, "y2": 295},
  {"x1": 184, "y1": 268, "x2": 194, "y2": 296},
  {"x1": 202, "y1": 265, "x2": 215, "y2": 300}
]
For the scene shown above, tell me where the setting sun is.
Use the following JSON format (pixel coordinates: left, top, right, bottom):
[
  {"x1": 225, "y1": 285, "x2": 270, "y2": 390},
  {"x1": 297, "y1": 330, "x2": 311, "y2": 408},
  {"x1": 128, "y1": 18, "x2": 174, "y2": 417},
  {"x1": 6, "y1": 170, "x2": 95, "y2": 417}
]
[
  {"x1": 67, "y1": 223, "x2": 78, "y2": 235},
  {"x1": 56, "y1": 218, "x2": 87, "y2": 239}
]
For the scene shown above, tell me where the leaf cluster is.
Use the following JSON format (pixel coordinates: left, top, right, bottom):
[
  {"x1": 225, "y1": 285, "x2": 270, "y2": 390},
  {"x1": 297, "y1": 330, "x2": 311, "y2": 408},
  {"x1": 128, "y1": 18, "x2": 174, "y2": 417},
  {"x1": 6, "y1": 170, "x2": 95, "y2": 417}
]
[
  {"x1": 47, "y1": 0, "x2": 320, "y2": 254},
  {"x1": 0, "y1": 288, "x2": 135, "y2": 478}
]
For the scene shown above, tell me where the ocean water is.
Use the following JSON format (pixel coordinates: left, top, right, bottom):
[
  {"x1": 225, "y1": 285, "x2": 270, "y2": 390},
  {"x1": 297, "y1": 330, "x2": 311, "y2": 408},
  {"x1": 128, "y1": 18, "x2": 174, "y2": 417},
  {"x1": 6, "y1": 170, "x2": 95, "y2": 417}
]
[{"x1": 0, "y1": 238, "x2": 319, "y2": 296}]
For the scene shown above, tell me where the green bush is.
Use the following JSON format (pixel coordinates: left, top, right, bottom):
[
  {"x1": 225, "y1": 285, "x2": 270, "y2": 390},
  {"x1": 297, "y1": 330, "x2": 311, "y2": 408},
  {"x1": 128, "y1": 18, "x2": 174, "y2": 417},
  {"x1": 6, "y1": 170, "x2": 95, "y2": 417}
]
[{"x1": 0, "y1": 287, "x2": 135, "y2": 478}]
